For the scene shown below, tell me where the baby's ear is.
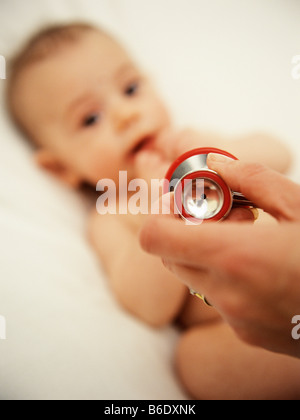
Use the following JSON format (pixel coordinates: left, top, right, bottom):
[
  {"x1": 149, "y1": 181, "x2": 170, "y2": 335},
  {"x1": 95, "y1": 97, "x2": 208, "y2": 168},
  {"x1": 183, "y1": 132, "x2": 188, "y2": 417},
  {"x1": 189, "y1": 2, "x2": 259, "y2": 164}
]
[{"x1": 34, "y1": 149, "x2": 82, "y2": 188}]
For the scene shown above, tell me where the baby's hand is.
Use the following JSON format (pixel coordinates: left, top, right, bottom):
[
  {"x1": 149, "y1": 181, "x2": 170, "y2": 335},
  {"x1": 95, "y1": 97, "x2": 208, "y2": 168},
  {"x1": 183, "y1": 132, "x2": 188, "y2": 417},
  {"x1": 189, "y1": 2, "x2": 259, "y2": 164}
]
[
  {"x1": 133, "y1": 150, "x2": 170, "y2": 185},
  {"x1": 132, "y1": 126, "x2": 213, "y2": 184},
  {"x1": 155, "y1": 128, "x2": 224, "y2": 161}
]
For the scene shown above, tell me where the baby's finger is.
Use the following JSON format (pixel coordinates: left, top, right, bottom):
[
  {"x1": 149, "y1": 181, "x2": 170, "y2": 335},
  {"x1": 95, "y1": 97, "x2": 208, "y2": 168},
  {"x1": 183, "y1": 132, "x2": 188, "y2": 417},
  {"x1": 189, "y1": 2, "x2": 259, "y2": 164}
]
[
  {"x1": 151, "y1": 192, "x2": 176, "y2": 218},
  {"x1": 134, "y1": 151, "x2": 170, "y2": 184}
]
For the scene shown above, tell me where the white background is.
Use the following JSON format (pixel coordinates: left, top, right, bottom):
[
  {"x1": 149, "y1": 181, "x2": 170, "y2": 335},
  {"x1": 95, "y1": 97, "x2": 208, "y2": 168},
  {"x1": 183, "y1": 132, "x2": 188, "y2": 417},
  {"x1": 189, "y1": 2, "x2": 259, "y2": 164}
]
[{"x1": 0, "y1": 0, "x2": 299, "y2": 400}]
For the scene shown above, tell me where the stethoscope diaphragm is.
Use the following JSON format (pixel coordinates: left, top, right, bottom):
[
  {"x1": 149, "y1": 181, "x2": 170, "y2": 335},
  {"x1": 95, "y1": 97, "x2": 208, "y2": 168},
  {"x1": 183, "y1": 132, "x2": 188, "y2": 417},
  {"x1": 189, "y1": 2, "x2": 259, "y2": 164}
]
[{"x1": 164, "y1": 147, "x2": 257, "y2": 224}]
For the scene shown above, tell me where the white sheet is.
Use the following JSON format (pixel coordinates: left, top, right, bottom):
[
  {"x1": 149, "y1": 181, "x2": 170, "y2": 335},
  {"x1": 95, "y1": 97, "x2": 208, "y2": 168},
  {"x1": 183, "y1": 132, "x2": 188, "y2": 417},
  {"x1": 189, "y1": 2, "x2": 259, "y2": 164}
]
[{"x1": 0, "y1": 0, "x2": 299, "y2": 400}]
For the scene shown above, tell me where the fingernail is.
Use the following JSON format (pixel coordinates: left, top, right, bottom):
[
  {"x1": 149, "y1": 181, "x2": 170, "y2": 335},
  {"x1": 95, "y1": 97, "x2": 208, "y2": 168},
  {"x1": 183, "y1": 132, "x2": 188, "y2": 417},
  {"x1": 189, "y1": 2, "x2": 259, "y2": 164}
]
[{"x1": 207, "y1": 153, "x2": 234, "y2": 164}]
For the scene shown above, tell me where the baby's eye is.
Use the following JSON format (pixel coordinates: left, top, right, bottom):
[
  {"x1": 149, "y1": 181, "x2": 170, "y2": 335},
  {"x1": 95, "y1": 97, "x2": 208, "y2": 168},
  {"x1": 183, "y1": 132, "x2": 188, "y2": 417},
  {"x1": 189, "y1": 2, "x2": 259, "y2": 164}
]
[
  {"x1": 125, "y1": 82, "x2": 139, "y2": 97},
  {"x1": 82, "y1": 113, "x2": 101, "y2": 128}
]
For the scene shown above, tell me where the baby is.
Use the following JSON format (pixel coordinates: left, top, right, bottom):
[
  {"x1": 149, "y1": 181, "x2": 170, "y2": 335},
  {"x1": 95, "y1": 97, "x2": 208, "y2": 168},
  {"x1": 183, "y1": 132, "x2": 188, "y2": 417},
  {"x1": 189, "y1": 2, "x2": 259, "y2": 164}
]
[{"x1": 7, "y1": 22, "x2": 300, "y2": 400}]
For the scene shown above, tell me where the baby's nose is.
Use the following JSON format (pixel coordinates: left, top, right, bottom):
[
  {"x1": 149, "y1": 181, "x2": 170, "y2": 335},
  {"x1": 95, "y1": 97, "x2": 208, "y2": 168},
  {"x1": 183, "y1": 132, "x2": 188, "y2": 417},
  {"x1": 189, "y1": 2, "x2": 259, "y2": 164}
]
[{"x1": 114, "y1": 102, "x2": 140, "y2": 132}]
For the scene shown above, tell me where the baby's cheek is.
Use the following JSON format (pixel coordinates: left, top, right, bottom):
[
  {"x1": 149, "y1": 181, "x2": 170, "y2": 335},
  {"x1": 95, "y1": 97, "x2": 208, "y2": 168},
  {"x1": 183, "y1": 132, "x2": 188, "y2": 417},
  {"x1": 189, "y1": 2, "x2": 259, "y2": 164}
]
[{"x1": 85, "y1": 153, "x2": 121, "y2": 186}]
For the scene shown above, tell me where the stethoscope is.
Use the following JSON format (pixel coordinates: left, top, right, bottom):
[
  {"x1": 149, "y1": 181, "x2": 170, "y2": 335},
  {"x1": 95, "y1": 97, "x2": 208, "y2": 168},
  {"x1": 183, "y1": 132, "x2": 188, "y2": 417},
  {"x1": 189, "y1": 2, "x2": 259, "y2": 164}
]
[{"x1": 164, "y1": 147, "x2": 257, "y2": 224}]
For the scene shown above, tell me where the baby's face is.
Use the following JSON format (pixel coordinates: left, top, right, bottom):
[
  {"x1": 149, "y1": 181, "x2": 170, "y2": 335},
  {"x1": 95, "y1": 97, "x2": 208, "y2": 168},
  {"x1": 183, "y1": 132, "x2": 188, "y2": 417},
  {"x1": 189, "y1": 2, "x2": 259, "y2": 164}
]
[{"x1": 16, "y1": 31, "x2": 171, "y2": 186}]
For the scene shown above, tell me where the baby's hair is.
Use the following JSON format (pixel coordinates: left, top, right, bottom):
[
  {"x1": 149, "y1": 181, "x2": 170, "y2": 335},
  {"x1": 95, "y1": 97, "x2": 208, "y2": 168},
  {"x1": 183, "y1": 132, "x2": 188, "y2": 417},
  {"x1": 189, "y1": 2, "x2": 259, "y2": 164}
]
[
  {"x1": 6, "y1": 22, "x2": 105, "y2": 141},
  {"x1": 10, "y1": 22, "x2": 98, "y2": 70}
]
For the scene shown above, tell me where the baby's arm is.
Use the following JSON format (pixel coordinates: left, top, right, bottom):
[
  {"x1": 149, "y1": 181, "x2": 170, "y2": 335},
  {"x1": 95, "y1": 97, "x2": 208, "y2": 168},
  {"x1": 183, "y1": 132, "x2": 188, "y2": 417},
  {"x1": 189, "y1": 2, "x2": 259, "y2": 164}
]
[
  {"x1": 223, "y1": 133, "x2": 292, "y2": 174},
  {"x1": 164, "y1": 129, "x2": 292, "y2": 174},
  {"x1": 88, "y1": 211, "x2": 187, "y2": 327}
]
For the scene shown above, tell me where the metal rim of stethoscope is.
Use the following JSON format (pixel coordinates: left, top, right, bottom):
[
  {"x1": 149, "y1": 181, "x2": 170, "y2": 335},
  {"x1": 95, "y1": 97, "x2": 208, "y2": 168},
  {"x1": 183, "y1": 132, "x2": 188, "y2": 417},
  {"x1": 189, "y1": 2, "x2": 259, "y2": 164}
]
[{"x1": 164, "y1": 147, "x2": 257, "y2": 223}]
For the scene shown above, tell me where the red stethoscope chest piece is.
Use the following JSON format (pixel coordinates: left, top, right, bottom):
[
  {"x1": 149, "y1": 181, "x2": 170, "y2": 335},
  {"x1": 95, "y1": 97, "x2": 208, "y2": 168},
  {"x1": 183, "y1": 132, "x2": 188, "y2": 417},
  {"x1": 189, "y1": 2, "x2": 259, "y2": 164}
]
[{"x1": 164, "y1": 147, "x2": 254, "y2": 224}]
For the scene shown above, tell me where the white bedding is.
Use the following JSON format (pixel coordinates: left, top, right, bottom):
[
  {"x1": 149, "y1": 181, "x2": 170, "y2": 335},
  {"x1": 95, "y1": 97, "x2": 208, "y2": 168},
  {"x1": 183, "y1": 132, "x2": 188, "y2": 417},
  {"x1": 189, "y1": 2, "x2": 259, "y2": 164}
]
[{"x1": 0, "y1": 0, "x2": 299, "y2": 400}]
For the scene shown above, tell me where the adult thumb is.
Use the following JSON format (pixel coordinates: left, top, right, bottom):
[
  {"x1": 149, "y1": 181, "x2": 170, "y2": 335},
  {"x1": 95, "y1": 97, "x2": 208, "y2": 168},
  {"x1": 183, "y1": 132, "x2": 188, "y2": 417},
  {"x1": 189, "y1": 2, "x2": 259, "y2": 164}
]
[{"x1": 207, "y1": 153, "x2": 300, "y2": 222}]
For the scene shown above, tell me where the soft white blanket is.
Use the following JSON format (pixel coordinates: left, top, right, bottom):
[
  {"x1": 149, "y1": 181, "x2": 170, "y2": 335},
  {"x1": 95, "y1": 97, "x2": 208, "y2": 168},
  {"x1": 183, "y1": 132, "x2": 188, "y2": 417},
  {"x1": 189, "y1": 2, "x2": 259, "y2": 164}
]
[{"x1": 0, "y1": 0, "x2": 299, "y2": 400}]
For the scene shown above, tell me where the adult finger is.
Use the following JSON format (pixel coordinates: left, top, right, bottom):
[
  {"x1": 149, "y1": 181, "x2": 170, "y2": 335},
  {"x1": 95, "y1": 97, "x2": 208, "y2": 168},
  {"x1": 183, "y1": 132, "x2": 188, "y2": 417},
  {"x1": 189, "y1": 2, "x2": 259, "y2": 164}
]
[
  {"x1": 163, "y1": 261, "x2": 218, "y2": 302},
  {"x1": 207, "y1": 154, "x2": 300, "y2": 222},
  {"x1": 225, "y1": 207, "x2": 257, "y2": 223},
  {"x1": 140, "y1": 215, "x2": 256, "y2": 269}
]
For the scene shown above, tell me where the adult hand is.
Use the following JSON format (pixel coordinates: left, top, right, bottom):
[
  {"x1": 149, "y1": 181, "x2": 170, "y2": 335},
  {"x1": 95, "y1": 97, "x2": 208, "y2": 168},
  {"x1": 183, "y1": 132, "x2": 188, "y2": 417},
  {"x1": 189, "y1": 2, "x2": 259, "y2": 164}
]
[{"x1": 140, "y1": 154, "x2": 300, "y2": 358}]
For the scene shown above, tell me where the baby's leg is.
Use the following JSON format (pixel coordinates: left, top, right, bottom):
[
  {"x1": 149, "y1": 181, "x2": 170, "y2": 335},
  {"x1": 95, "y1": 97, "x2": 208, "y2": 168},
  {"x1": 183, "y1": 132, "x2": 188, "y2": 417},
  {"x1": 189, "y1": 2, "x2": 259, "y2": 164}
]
[{"x1": 176, "y1": 322, "x2": 300, "y2": 400}]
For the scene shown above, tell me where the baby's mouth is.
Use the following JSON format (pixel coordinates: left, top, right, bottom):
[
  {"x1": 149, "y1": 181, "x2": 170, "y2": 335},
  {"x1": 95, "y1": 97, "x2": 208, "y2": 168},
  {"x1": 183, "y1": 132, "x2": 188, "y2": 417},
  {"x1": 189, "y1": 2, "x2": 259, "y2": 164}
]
[{"x1": 129, "y1": 135, "x2": 157, "y2": 158}]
